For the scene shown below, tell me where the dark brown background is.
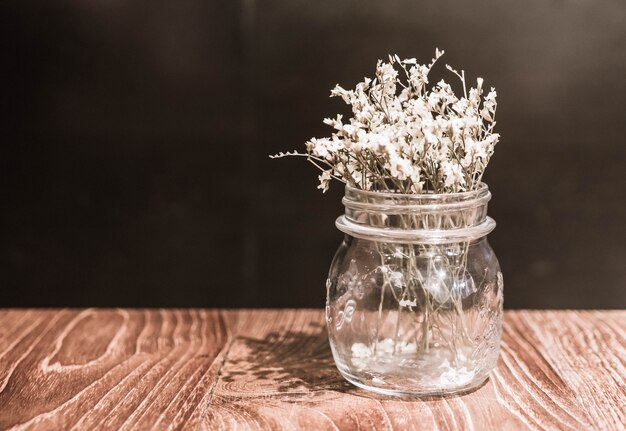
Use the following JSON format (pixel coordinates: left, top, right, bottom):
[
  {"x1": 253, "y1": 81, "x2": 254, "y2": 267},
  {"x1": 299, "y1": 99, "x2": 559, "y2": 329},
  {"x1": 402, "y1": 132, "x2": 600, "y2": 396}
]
[{"x1": 1, "y1": 0, "x2": 625, "y2": 308}]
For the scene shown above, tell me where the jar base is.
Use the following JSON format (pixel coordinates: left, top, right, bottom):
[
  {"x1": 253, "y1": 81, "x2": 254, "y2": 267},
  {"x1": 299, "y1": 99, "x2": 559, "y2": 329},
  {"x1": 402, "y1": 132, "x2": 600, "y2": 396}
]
[{"x1": 338, "y1": 369, "x2": 490, "y2": 397}]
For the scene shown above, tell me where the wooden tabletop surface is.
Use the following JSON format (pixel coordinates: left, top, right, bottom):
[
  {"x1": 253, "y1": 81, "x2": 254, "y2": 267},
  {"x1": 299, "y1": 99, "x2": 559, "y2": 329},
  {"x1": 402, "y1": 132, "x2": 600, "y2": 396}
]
[{"x1": 0, "y1": 309, "x2": 624, "y2": 430}]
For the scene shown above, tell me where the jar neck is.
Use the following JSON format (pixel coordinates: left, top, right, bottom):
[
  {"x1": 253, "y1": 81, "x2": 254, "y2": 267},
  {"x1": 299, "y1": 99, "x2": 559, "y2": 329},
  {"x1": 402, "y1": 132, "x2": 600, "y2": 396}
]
[{"x1": 336, "y1": 183, "x2": 496, "y2": 244}]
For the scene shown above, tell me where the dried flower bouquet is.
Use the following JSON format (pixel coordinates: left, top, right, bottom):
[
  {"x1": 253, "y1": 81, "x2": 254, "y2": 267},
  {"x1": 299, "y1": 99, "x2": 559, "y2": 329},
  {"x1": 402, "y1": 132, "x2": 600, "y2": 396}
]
[
  {"x1": 273, "y1": 49, "x2": 501, "y2": 393},
  {"x1": 273, "y1": 48, "x2": 499, "y2": 195}
]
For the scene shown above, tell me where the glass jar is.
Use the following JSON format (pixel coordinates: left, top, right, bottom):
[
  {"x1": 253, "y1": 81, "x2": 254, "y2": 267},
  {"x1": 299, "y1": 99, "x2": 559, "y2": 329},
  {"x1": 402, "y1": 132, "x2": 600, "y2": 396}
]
[{"x1": 326, "y1": 183, "x2": 503, "y2": 396}]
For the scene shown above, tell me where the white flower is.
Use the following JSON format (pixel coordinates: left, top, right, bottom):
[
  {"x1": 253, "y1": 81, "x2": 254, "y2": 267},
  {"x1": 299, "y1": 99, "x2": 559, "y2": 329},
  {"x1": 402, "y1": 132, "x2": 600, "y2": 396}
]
[
  {"x1": 317, "y1": 170, "x2": 332, "y2": 193},
  {"x1": 376, "y1": 61, "x2": 399, "y2": 81},
  {"x1": 441, "y1": 160, "x2": 466, "y2": 191},
  {"x1": 330, "y1": 85, "x2": 352, "y2": 104},
  {"x1": 408, "y1": 64, "x2": 430, "y2": 91},
  {"x1": 322, "y1": 114, "x2": 343, "y2": 130},
  {"x1": 306, "y1": 137, "x2": 329, "y2": 159},
  {"x1": 388, "y1": 154, "x2": 414, "y2": 181},
  {"x1": 481, "y1": 88, "x2": 498, "y2": 121}
]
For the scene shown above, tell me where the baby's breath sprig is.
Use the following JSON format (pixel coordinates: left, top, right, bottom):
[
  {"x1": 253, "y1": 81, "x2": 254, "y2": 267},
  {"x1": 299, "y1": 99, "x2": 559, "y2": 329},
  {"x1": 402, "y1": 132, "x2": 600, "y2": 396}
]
[{"x1": 272, "y1": 49, "x2": 500, "y2": 194}]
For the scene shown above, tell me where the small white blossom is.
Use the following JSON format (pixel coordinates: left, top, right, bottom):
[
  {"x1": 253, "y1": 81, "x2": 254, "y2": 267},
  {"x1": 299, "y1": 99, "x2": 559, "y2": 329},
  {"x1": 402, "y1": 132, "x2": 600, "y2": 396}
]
[
  {"x1": 317, "y1": 170, "x2": 332, "y2": 193},
  {"x1": 441, "y1": 160, "x2": 467, "y2": 192},
  {"x1": 388, "y1": 153, "x2": 415, "y2": 181}
]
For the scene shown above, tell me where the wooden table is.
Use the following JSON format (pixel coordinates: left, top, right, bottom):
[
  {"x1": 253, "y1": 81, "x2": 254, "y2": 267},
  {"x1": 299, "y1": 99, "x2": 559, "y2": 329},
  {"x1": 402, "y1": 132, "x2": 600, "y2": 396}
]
[{"x1": 0, "y1": 310, "x2": 624, "y2": 430}]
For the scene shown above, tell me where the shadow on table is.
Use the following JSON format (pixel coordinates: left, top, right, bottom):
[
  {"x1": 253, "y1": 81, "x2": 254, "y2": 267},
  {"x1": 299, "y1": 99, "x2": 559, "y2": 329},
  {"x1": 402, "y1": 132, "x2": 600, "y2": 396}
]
[
  {"x1": 221, "y1": 322, "x2": 488, "y2": 401},
  {"x1": 221, "y1": 322, "x2": 352, "y2": 393}
]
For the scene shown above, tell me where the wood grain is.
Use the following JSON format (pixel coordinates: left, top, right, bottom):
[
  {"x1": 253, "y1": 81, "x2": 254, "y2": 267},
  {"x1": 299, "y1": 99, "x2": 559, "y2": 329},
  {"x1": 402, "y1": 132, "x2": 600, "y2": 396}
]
[{"x1": 0, "y1": 310, "x2": 624, "y2": 430}]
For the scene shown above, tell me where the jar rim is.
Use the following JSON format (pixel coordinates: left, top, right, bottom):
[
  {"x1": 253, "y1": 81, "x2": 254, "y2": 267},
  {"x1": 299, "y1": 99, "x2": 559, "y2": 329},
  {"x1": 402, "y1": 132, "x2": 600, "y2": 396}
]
[
  {"x1": 339, "y1": 182, "x2": 495, "y2": 242},
  {"x1": 345, "y1": 182, "x2": 489, "y2": 201}
]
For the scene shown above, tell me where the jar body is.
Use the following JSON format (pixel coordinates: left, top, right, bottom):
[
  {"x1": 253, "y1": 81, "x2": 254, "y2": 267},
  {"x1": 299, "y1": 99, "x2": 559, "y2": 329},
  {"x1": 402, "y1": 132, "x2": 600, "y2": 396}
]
[{"x1": 326, "y1": 185, "x2": 503, "y2": 396}]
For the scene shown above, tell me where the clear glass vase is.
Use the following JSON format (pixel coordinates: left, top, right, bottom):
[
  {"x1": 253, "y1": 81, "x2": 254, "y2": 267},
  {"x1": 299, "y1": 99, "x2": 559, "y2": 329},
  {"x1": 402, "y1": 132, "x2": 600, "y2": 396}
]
[{"x1": 326, "y1": 183, "x2": 503, "y2": 396}]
